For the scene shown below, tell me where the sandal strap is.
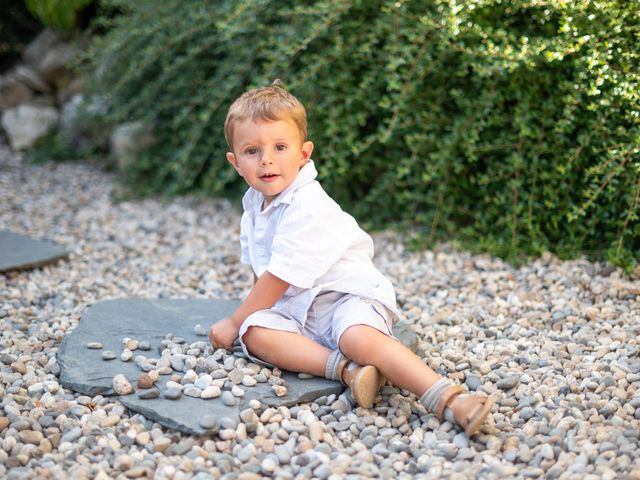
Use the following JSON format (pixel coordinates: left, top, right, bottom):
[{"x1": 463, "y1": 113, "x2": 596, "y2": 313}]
[
  {"x1": 434, "y1": 385, "x2": 465, "y2": 420},
  {"x1": 340, "y1": 360, "x2": 362, "y2": 384},
  {"x1": 462, "y1": 396, "x2": 494, "y2": 436}
]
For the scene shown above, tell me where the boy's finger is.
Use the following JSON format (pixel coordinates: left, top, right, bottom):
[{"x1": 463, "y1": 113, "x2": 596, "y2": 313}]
[{"x1": 208, "y1": 328, "x2": 218, "y2": 348}]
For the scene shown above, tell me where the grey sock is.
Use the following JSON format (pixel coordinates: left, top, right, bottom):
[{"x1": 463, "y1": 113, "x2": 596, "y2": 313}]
[
  {"x1": 419, "y1": 377, "x2": 455, "y2": 414},
  {"x1": 325, "y1": 350, "x2": 345, "y2": 381}
]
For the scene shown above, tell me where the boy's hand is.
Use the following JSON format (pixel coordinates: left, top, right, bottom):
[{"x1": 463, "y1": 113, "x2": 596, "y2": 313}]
[
  {"x1": 209, "y1": 271, "x2": 290, "y2": 350},
  {"x1": 209, "y1": 317, "x2": 240, "y2": 350}
]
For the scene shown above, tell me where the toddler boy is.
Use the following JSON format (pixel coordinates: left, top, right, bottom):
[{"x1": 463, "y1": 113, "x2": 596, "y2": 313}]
[{"x1": 209, "y1": 83, "x2": 493, "y2": 436}]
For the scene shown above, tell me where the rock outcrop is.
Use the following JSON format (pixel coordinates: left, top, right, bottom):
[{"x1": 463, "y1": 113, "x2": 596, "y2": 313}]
[{"x1": 0, "y1": 29, "x2": 82, "y2": 150}]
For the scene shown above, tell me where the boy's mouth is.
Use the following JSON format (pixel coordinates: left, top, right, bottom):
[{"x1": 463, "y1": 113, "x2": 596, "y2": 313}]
[{"x1": 260, "y1": 173, "x2": 279, "y2": 182}]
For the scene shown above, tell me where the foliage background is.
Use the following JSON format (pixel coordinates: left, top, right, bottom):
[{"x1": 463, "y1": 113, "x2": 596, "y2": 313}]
[
  {"x1": 0, "y1": 0, "x2": 42, "y2": 71},
  {"x1": 24, "y1": 0, "x2": 94, "y2": 31},
  {"x1": 78, "y1": 0, "x2": 639, "y2": 268}
]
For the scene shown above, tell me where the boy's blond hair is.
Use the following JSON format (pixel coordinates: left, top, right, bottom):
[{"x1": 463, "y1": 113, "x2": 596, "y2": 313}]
[{"x1": 224, "y1": 82, "x2": 307, "y2": 150}]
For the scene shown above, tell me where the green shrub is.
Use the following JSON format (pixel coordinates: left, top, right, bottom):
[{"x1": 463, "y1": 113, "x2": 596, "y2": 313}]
[
  {"x1": 24, "y1": 0, "x2": 93, "y2": 31},
  {"x1": 81, "y1": 0, "x2": 639, "y2": 268}
]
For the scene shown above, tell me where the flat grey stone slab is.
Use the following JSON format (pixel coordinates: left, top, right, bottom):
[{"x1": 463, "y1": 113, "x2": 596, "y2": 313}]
[
  {"x1": 0, "y1": 230, "x2": 68, "y2": 272},
  {"x1": 58, "y1": 299, "x2": 341, "y2": 435},
  {"x1": 58, "y1": 298, "x2": 418, "y2": 435}
]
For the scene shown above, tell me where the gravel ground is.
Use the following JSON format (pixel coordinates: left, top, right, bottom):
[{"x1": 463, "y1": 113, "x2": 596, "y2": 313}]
[{"x1": 1, "y1": 141, "x2": 640, "y2": 480}]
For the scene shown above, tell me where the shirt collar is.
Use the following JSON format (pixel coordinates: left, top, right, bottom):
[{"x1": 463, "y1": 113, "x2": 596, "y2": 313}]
[{"x1": 242, "y1": 160, "x2": 318, "y2": 212}]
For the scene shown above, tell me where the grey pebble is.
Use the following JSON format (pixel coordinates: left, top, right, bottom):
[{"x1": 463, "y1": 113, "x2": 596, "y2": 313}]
[
  {"x1": 38, "y1": 415, "x2": 55, "y2": 428},
  {"x1": 222, "y1": 390, "x2": 237, "y2": 406},
  {"x1": 11, "y1": 420, "x2": 31, "y2": 431},
  {"x1": 275, "y1": 444, "x2": 292, "y2": 464},
  {"x1": 313, "y1": 464, "x2": 332, "y2": 480},
  {"x1": 219, "y1": 417, "x2": 238, "y2": 430},
  {"x1": 61, "y1": 426, "x2": 82, "y2": 443},
  {"x1": 223, "y1": 356, "x2": 235, "y2": 371},
  {"x1": 435, "y1": 443, "x2": 458, "y2": 460},
  {"x1": 184, "y1": 387, "x2": 202, "y2": 398},
  {"x1": 520, "y1": 406, "x2": 535, "y2": 421},
  {"x1": 101, "y1": 350, "x2": 115, "y2": 360},
  {"x1": 465, "y1": 374, "x2": 483, "y2": 390},
  {"x1": 138, "y1": 389, "x2": 160, "y2": 400},
  {"x1": 497, "y1": 374, "x2": 520, "y2": 390},
  {"x1": 163, "y1": 387, "x2": 182, "y2": 400},
  {"x1": 540, "y1": 443, "x2": 555, "y2": 460},
  {"x1": 199, "y1": 414, "x2": 217, "y2": 429},
  {"x1": 0, "y1": 353, "x2": 16, "y2": 364},
  {"x1": 236, "y1": 445, "x2": 254, "y2": 463},
  {"x1": 452, "y1": 432, "x2": 468, "y2": 448},
  {"x1": 458, "y1": 447, "x2": 476, "y2": 460},
  {"x1": 171, "y1": 356, "x2": 185, "y2": 372}
]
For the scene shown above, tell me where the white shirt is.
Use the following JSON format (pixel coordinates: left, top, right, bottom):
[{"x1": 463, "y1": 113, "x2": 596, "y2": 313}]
[{"x1": 240, "y1": 161, "x2": 398, "y2": 322}]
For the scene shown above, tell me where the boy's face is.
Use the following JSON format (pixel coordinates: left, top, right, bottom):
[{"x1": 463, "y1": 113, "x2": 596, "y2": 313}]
[{"x1": 227, "y1": 118, "x2": 313, "y2": 207}]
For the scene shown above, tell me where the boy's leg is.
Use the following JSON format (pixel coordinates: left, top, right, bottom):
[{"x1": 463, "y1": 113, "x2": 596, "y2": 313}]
[
  {"x1": 238, "y1": 306, "x2": 360, "y2": 382},
  {"x1": 242, "y1": 326, "x2": 380, "y2": 407},
  {"x1": 339, "y1": 324, "x2": 493, "y2": 436},
  {"x1": 242, "y1": 326, "x2": 330, "y2": 376},
  {"x1": 339, "y1": 323, "x2": 438, "y2": 394}
]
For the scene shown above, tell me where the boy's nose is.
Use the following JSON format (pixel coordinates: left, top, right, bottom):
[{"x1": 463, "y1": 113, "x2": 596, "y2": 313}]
[{"x1": 260, "y1": 153, "x2": 274, "y2": 165}]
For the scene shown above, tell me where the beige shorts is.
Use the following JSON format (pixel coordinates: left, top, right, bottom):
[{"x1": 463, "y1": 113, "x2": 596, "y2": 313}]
[{"x1": 238, "y1": 291, "x2": 396, "y2": 365}]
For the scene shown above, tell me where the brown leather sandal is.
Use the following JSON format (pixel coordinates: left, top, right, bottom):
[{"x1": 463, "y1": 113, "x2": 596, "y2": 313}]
[
  {"x1": 435, "y1": 385, "x2": 494, "y2": 436},
  {"x1": 340, "y1": 362, "x2": 382, "y2": 409}
]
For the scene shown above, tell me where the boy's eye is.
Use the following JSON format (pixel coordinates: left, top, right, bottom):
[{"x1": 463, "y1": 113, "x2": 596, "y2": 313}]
[
  {"x1": 275, "y1": 144, "x2": 287, "y2": 151},
  {"x1": 245, "y1": 148, "x2": 258, "y2": 155}
]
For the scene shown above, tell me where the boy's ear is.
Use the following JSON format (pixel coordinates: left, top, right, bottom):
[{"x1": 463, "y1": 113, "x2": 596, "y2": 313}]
[
  {"x1": 226, "y1": 152, "x2": 240, "y2": 172},
  {"x1": 300, "y1": 141, "x2": 314, "y2": 165}
]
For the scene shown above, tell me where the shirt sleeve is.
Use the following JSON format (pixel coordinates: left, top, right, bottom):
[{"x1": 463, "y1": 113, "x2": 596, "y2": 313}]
[
  {"x1": 239, "y1": 211, "x2": 251, "y2": 265},
  {"x1": 267, "y1": 202, "x2": 356, "y2": 288}
]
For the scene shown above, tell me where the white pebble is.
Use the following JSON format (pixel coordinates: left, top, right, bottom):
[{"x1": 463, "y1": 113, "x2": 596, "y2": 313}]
[
  {"x1": 201, "y1": 386, "x2": 221, "y2": 399},
  {"x1": 194, "y1": 324, "x2": 208, "y2": 336},
  {"x1": 122, "y1": 337, "x2": 139, "y2": 350},
  {"x1": 231, "y1": 385, "x2": 245, "y2": 397},
  {"x1": 112, "y1": 374, "x2": 133, "y2": 395},
  {"x1": 120, "y1": 349, "x2": 133, "y2": 361},
  {"x1": 272, "y1": 385, "x2": 288, "y2": 397}
]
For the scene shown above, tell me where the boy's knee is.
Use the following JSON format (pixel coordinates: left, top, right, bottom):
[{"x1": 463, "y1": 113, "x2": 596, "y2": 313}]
[
  {"x1": 339, "y1": 324, "x2": 373, "y2": 362},
  {"x1": 242, "y1": 326, "x2": 267, "y2": 351}
]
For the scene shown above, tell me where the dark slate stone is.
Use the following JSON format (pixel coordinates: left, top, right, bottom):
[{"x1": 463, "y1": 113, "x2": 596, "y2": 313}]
[
  {"x1": 58, "y1": 298, "x2": 419, "y2": 435},
  {"x1": 57, "y1": 299, "x2": 338, "y2": 434},
  {"x1": 0, "y1": 230, "x2": 68, "y2": 272}
]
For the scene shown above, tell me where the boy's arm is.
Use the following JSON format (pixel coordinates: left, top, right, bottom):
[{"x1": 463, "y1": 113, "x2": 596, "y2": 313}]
[
  {"x1": 230, "y1": 271, "x2": 289, "y2": 326},
  {"x1": 209, "y1": 271, "x2": 289, "y2": 349}
]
